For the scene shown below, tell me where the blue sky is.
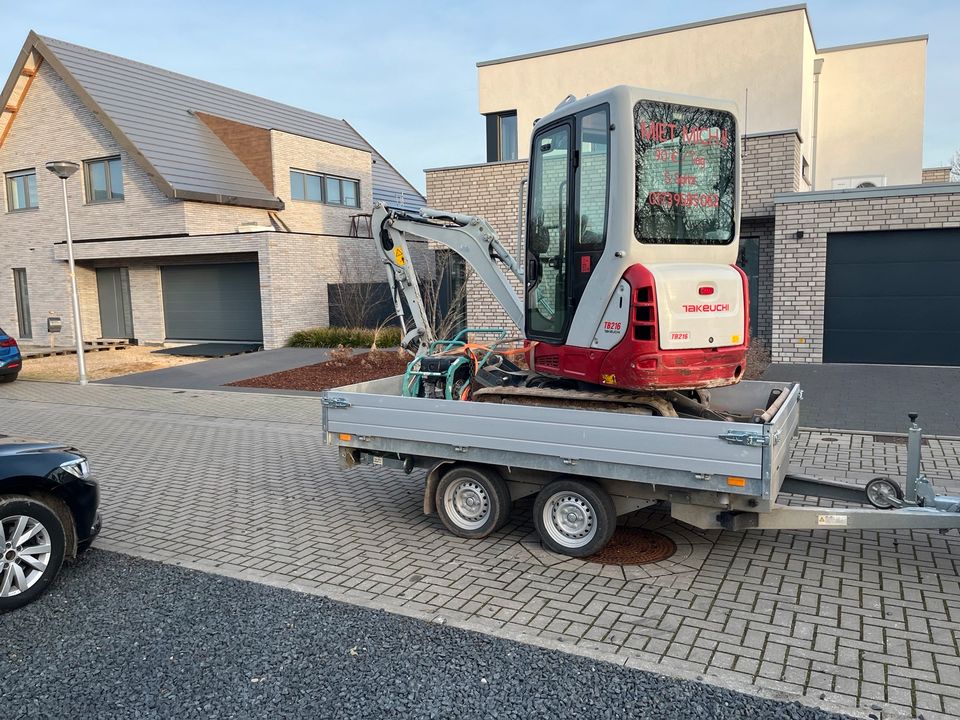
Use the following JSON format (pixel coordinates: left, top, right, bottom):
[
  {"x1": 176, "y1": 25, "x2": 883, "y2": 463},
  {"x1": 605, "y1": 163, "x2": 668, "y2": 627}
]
[{"x1": 1, "y1": 1, "x2": 955, "y2": 192}]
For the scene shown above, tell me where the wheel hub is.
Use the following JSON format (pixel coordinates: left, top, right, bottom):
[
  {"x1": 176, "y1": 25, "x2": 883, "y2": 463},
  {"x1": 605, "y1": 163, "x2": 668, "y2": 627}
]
[
  {"x1": 0, "y1": 514, "x2": 52, "y2": 597},
  {"x1": 445, "y1": 479, "x2": 491, "y2": 530},
  {"x1": 544, "y1": 493, "x2": 596, "y2": 547}
]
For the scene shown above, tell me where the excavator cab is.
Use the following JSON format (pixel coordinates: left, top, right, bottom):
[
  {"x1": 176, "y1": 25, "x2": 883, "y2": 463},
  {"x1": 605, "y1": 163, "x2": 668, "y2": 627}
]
[{"x1": 524, "y1": 86, "x2": 748, "y2": 391}]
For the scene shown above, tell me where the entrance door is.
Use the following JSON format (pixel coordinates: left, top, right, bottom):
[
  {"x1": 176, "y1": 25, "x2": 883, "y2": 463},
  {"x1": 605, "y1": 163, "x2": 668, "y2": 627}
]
[
  {"x1": 737, "y1": 236, "x2": 759, "y2": 338},
  {"x1": 96, "y1": 267, "x2": 135, "y2": 339}
]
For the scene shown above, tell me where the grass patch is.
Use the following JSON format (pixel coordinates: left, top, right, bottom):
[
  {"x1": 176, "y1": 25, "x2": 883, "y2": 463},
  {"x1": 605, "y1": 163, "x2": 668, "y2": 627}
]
[{"x1": 287, "y1": 326, "x2": 402, "y2": 349}]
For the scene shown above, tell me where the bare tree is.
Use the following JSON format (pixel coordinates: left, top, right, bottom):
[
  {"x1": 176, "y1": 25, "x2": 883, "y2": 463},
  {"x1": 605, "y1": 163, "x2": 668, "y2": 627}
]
[
  {"x1": 328, "y1": 254, "x2": 395, "y2": 329},
  {"x1": 951, "y1": 150, "x2": 960, "y2": 183},
  {"x1": 417, "y1": 250, "x2": 471, "y2": 342}
]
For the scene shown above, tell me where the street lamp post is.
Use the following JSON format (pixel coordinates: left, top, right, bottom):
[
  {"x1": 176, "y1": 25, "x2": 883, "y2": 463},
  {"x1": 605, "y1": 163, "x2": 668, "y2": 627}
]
[{"x1": 45, "y1": 161, "x2": 86, "y2": 385}]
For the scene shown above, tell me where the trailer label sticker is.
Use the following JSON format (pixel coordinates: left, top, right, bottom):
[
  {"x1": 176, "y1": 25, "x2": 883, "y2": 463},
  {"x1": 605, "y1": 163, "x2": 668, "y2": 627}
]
[{"x1": 817, "y1": 514, "x2": 848, "y2": 527}]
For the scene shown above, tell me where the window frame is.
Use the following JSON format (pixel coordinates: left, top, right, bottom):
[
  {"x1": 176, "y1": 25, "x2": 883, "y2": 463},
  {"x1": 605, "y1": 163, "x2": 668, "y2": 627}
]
[
  {"x1": 5, "y1": 168, "x2": 38, "y2": 212},
  {"x1": 83, "y1": 155, "x2": 124, "y2": 204},
  {"x1": 485, "y1": 111, "x2": 518, "y2": 162},
  {"x1": 289, "y1": 168, "x2": 361, "y2": 208},
  {"x1": 13, "y1": 267, "x2": 32, "y2": 339}
]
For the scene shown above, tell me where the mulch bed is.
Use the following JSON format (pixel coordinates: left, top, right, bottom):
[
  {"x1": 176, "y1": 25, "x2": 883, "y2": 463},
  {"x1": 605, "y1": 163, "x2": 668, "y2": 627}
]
[{"x1": 227, "y1": 350, "x2": 409, "y2": 392}]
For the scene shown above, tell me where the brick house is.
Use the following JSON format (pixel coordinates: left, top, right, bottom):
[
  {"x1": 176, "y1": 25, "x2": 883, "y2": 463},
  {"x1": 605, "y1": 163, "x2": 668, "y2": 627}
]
[
  {"x1": 427, "y1": 5, "x2": 960, "y2": 366},
  {"x1": 0, "y1": 32, "x2": 424, "y2": 350}
]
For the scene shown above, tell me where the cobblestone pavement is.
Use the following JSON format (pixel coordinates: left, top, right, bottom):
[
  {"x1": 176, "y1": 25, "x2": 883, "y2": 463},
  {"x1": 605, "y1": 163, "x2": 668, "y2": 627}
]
[{"x1": 3, "y1": 381, "x2": 960, "y2": 719}]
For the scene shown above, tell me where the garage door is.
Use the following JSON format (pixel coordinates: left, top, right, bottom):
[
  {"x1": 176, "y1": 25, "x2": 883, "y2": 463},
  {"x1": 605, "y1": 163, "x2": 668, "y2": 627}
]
[
  {"x1": 823, "y1": 229, "x2": 960, "y2": 365},
  {"x1": 161, "y1": 263, "x2": 263, "y2": 342}
]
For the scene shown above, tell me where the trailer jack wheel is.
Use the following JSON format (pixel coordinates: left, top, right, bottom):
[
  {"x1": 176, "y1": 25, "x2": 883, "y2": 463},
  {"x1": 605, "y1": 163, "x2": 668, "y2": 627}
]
[
  {"x1": 436, "y1": 466, "x2": 511, "y2": 539},
  {"x1": 865, "y1": 476, "x2": 904, "y2": 510}
]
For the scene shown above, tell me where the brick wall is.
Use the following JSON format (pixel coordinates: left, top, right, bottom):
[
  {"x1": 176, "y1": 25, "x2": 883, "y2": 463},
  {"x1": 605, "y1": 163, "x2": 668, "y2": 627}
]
[
  {"x1": 269, "y1": 130, "x2": 374, "y2": 237},
  {"x1": 922, "y1": 167, "x2": 952, "y2": 184},
  {"x1": 741, "y1": 131, "x2": 803, "y2": 218},
  {"x1": 196, "y1": 113, "x2": 274, "y2": 192},
  {"x1": 772, "y1": 186, "x2": 960, "y2": 363},
  {"x1": 426, "y1": 161, "x2": 528, "y2": 333},
  {"x1": 0, "y1": 62, "x2": 188, "y2": 345}
]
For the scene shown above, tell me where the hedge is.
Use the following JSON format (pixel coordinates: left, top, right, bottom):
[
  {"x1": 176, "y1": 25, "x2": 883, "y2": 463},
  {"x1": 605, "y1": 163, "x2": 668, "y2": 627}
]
[{"x1": 287, "y1": 326, "x2": 403, "y2": 349}]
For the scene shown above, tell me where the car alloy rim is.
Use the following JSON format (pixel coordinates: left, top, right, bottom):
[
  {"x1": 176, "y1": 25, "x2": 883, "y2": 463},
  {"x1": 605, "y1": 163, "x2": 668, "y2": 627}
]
[
  {"x1": 445, "y1": 479, "x2": 491, "y2": 530},
  {"x1": 0, "y1": 515, "x2": 52, "y2": 597},
  {"x1": 543, "y1": 492, "x2": 597, "y2": 549}
]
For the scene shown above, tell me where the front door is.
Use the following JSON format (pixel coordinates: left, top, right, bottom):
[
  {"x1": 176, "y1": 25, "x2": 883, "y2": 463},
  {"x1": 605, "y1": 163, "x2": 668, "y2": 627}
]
[{"x1": 96, "y1": 267, "x2": 134, "y2": 339}]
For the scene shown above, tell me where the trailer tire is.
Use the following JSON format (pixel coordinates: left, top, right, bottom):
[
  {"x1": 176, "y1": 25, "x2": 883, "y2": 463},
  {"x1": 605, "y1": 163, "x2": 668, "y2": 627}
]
[
  {"x1": 436, "y1": 466, "x2": 511, "y2": 539},
  {"x1": 534, "y1": 479, "x2": 616, "y2": 558}
]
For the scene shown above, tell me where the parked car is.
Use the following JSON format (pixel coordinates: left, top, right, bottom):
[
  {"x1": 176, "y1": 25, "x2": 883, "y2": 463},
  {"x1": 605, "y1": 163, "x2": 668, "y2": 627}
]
[
  {"x1": 0, "y1": 436, "x2": 100, "y2": 610},
  {"x1": 0, "y1": 328, "x2": 22, "y2": 383}
]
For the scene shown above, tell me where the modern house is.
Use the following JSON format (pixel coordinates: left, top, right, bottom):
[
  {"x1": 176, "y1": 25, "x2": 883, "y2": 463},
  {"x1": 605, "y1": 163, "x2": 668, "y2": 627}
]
[
  {"x1": 0, "y1": 32, "x2": 425, "y2": 350},
  {"x1": 427, "y1": 4, "x2": 960, "y2": 366}
]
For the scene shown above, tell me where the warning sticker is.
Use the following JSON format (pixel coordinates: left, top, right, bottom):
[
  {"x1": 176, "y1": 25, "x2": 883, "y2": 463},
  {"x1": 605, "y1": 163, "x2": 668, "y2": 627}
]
[
  {"x1": 817, "y1": 514, "x2": 848, "y2": 527},
  {"x1": 394, "y1": 247, "x2": 406, "y2": 266}
]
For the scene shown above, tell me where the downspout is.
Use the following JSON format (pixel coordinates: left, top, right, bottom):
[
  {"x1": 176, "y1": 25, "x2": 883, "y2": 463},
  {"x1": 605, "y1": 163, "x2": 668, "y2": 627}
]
[{"x1": 810, "y1": 58, "x2": 824, "y2": 190}]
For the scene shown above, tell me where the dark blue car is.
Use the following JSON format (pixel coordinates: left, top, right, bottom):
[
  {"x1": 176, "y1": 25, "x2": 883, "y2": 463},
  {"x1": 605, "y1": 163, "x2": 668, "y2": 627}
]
[{"x1": 0, "y1": 328, "x2": 22, "y2": 383}]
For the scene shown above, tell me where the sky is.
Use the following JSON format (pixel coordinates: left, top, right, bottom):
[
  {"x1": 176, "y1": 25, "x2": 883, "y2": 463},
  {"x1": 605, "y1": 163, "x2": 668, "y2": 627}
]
[{"x1": 1, "y1": 0, "x2": 956, "y2": 193}]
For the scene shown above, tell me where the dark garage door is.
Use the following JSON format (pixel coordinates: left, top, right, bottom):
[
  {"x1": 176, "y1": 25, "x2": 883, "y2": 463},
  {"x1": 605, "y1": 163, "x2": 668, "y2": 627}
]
[
  {"x1": 824, "y1": 229, "x2": 960, "y2": 365},
  {"x1": 161, "y1": 263, "x2": 263, "y2": 342}
]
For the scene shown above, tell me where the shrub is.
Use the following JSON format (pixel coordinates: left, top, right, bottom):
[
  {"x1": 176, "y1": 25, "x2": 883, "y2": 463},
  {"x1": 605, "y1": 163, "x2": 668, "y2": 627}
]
[{"x1": 287, "y1": 326, "x2": 403, "y2": 349}]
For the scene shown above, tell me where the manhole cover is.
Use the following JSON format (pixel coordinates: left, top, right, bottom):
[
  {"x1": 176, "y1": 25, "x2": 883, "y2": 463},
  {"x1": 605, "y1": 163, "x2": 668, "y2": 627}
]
[{"x1": 586, "y1": 528, "x2": 677, "y2": 565}]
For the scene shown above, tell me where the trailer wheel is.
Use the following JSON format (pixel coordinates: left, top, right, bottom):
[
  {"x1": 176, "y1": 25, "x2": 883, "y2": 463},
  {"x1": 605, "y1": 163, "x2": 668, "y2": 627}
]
[
  {"x1": 865, "y1": 476, "x2": 904, "y2": 509},
  {"x1": 436, "y1": 466, "x2": 511, "y2": 539},
  {"x1": 534, "y1": 479, "x2": 616, "y2": 558}
]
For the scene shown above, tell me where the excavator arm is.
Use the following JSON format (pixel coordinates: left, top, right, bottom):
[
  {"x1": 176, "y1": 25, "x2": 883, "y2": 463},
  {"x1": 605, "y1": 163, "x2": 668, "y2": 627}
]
[{"x1": 371, "y1": 202, "x2": 524, "y2": 355}]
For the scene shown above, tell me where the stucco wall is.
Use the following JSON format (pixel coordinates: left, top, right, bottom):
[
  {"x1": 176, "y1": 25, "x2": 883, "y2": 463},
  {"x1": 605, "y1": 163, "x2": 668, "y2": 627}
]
[
  {"x1": 772, "y1": 186, "x2": 960, "y2": 363},
  {"x1": 478, "y1": 8, "x2": 808, "y2": 156},
  {"x1": 814, "y1": 39, "x2": 926, "y2": 189}
]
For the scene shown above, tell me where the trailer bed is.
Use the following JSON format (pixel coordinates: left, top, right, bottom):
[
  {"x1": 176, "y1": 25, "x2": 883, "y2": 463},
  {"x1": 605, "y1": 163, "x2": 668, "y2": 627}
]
[{"x1": 323, "y1": 377, "x2": 800, "y2": 512}]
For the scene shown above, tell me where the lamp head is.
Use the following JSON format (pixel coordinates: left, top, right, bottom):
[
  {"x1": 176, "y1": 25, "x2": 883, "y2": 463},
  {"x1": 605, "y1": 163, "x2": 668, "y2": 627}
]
[{"x1": 45, "y1": 161, "x2": 80, "y2": 179}]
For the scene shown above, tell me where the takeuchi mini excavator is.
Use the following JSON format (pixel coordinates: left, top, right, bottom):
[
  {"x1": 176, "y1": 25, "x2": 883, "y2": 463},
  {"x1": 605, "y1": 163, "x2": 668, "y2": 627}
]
[{"x1": 373, "y1": 86, "x2": 750, "y2": 418}]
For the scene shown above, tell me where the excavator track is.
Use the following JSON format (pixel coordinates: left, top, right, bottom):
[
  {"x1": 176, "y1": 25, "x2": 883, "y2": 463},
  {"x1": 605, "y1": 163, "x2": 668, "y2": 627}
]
[{"x1": 472, "y1": 385, "x2": 679, "y2": 417}]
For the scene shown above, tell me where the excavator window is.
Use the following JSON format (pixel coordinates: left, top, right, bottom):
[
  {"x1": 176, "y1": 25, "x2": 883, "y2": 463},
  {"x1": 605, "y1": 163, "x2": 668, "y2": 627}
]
[
  {"x1": 526, "y1": 104, "x2": 611, "y2": 342},
  {"x1": 634, "y1": 100, "x2": 737, "y2": 245},
  {"x1": 526, "y1": 121, "x2": 571, "y2": 339}
]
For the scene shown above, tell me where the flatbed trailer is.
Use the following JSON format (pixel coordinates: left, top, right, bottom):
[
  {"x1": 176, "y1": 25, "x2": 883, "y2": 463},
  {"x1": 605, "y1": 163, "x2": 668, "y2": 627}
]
[{"x1": 322, "y1": 377, "x2": 960, "y2": 557}]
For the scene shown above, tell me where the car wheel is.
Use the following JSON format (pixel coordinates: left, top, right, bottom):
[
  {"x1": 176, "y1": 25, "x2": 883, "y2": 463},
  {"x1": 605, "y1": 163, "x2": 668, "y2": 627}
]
[
  {"x1": 0, "y1": 496, "x2": 67, "y2": 611},
  {"x1": 0, "y1": 373, "x2": 17, "y2": 383}
]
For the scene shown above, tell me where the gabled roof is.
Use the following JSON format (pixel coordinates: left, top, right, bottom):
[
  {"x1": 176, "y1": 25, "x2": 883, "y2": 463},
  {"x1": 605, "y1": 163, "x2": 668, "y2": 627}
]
[{"x1": 0, "y1": 32, "x2": 425, "y2": 211}]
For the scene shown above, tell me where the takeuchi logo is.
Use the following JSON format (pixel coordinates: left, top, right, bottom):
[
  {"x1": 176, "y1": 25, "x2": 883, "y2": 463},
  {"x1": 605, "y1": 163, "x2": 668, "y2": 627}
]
[{"x1": 682, "y1": 303, "x2": 730, "y2": 313}]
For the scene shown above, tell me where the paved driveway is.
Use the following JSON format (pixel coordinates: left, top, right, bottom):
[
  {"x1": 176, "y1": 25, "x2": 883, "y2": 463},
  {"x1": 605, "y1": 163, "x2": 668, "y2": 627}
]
[
  {"x1": 98, "y1": 347, "x2": 333, "y2": 392},
  {"x1": 761, "y1": 363, "x2": 960, "y2": 436},
  {"x1": 3, "y1": 381, "x2": 960, "y2": 719}
]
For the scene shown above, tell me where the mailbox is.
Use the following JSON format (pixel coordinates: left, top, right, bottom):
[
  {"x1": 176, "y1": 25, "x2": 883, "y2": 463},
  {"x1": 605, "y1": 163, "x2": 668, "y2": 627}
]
[{"x1": 47, "y1": 316, "x2": 62, "y2": 333}]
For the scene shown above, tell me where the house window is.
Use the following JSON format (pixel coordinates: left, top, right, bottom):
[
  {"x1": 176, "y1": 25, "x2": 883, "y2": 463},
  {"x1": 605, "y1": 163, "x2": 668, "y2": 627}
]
[
  {"x1": 5, "y1": 169, "x2": 38, "y2": 211},
  {"x1": 84, "y1": 156, "x2": 124, "y2": 203},
  {"x1": 289, "y1": 169, "x2": 360, "y2": 208},
  {"x1": 486, "y1": 111, "x2": 518, "y2": 162}
]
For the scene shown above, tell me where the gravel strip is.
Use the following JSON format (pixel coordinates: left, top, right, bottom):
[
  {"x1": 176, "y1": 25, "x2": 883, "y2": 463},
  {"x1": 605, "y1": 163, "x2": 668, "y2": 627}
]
[{"x1": 0, "y1": 551, "x2": 853, "y2": 720}]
